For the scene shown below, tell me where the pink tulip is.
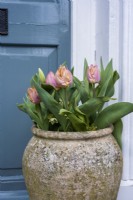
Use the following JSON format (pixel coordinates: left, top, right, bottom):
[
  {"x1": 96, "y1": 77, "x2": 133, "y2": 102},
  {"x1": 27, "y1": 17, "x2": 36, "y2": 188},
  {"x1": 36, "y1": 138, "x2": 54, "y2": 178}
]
[
  {"x1": 46, "y1": 71, "x2": 58, "y2": 88},
  {"x1": 55, "y1": 66, "x2": 73, "y2": 88},
  {"x1": 27, "y1": 87, "x2": 40, "y2": 104},
  {"x1": 87, "y1": 65, "x2": 100, "y2": 84}
]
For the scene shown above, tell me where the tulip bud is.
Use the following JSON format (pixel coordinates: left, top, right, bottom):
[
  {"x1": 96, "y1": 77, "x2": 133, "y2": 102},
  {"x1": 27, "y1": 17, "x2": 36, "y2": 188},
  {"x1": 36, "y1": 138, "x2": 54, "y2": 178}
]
[
  {"x1": 38, "y1": 68, "x2": 45, "y2": 83},
  {"x1": 87, "y1": 65, "x2": 100, "y2": 84},
  {"x1": 27, "y1": 87, "x2": 40, "y2": 104},
  {"x1": 46, "y1": 71, "x2": 58, "y2": 88},
  {"x1": 55, "y1": 65, "x2": 73, "y2": 88}
]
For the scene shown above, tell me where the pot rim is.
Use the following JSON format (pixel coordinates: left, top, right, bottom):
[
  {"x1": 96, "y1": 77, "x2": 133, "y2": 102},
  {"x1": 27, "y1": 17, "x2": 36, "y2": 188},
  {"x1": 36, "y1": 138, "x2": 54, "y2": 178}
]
[{"x1": 32, "y1": 125, "x2": 114, "y2": 140}]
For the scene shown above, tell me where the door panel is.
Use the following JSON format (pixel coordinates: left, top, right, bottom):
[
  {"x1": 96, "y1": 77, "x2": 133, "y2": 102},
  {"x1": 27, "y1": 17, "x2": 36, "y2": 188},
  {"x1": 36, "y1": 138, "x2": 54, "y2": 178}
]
[
  {"x1": 0, "y1": 46, "x2": 57, "y2": 168},
  {"x1": 0, "y1": 2, "x2": 60, "y2": 44},
  {"x1": 0, "y1": 0, "x2": 70, "y2": 195}
]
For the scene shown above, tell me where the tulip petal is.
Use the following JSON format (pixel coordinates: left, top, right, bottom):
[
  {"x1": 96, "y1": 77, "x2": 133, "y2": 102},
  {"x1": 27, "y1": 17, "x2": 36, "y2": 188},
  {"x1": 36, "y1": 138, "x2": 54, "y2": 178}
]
[
  {"x1": 46, "y1": 71, "x2": 58, "y2": 88},
  {"x1": 87, "y1": 65, "x2": 100, "y2": 84}
]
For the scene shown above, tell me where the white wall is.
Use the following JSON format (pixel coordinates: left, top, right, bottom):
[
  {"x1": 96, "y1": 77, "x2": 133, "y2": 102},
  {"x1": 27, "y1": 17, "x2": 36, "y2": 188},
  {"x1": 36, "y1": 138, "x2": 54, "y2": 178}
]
[
  {"x1": 71, "y1": 0, "x2": 96, "y2": 80},
  {"x1": 71, "y1": 0, "x2": 133, "y2": 198}
]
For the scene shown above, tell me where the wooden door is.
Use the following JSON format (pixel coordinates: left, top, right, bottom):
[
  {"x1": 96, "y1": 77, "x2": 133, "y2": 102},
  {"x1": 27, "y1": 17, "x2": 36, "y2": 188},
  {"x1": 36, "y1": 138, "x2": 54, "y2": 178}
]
[{"x1": 0, "y1": 0, "x2": 70, "y2": 199}]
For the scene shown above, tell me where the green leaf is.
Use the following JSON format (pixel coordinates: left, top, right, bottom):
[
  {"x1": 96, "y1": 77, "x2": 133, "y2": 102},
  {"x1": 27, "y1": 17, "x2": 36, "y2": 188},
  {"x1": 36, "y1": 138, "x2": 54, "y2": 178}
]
[
  {"x1": 17, "y1": 103, "x2": 27, "y2": 113},
  {"x1": 78, "y1": 97, "x2": 110, "y2": 116},
  {"x1": 69, "y1": 88, "x2": 80, "y2": 107},
  {"x1": 113, "y1": 70, "x2": 120, "y2": 83},
  {"x1": 18, "y1": 101, "x2": 44, "y2": 129},
  {"x1": 105, "y1": 70, "x2": 120, "y2": 97},
  {"x1": 98, "y1": 76, "x2": 112, "y2": 97},
  {"x1": 32, "y1": 78, "x2": 67, "y2": 130},
  {"x1": 99, "y1": 57, "x2": 104, "y2": 85},
  {"x1": 25, "y1": 107, "x2": 42, "y2": 127},
  {"x1": 95, "y1": 102, "x2": 133, "y2": 129},
  {"x1": 41, "y1": 83, "x2": 55, "y2": 92},
  {"x1": 59, "y1": 109, "x2": 87, "y2": 131},
  {"x1": 35, "y1": 104, "x2": 49, "y2": 130},
  {"x1": 71, "y1": 66, "x2": 74, "y2": 75},
  {"x1": 103, "y1": 59, "x2": 113, "y2": 81},
  {"x1": 73, "y1": 76, "x2": 89, "y2": 103},
  {"x1": 83, "y1": 58, "x2": 88, "y2": 80},
  {"x1": 100, "y1": 57, "x2": 104, "y2": 72},
  {"x1": 112, "y1": 119, "x2": 123, "y2": 149},
  {"x1": 98, "y1": 59, "x2": 113, "y2": 97},
  {"x1": 30, "y1": 73, "x2": 39, "y2": 87},
  {"x1": 74, "y1": 107, "x2": 86, "y2": 123},
  {"x1": 83, "y1": 58, "x2": 90, "y2": 96},
  {"x1": 17, "y1": 98, "x2": 36, "y2": 115}
]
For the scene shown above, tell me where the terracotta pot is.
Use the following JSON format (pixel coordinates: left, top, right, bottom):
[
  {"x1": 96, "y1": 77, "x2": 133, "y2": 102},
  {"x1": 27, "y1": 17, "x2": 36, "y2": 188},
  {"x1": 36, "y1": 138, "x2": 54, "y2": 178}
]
[{"x1": 22, "y1": 126, "x2": 123, "y2": 200}]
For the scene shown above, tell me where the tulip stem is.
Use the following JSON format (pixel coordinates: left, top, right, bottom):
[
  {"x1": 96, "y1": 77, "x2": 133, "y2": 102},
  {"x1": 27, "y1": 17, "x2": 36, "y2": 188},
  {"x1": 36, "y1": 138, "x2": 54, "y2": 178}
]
[
  {"x1": 35, "y1": 104, "x2": 45, "y2": 129},
  {"x1": 59, "y1": 88, "x2": 68, "y2": 110},
  {"x1": 64, "y1": 88, "x2": 68, "y2": 110},
  {"x1": 92, "y1": 83, "x2": 95, "y2": 97}
]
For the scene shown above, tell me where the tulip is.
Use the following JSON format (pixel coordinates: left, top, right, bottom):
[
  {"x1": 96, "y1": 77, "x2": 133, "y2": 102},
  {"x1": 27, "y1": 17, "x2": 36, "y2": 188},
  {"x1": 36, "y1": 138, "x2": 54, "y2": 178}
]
[
  {"x1": 38, "y1": 68, "x2": 45, "y2": 83},
  {"x1": 55, "y1": 66, "x2": 73, "y2": 88},
  {"x1": 87, "y1": 65, "x2": 100, "y2": 84},
  {"x1": 45, "y1": 71, "x2": 58, "y2": 88},
  {"x1": 27, "y1": 87, "x2": 41, "y2": 104}
]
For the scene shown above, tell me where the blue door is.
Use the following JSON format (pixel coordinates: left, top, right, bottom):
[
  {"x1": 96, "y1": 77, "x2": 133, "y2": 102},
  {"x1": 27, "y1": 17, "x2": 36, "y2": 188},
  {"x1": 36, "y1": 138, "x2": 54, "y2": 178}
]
[{"x1": 0, "y1": 0, "x2": 70, "y2": 199}]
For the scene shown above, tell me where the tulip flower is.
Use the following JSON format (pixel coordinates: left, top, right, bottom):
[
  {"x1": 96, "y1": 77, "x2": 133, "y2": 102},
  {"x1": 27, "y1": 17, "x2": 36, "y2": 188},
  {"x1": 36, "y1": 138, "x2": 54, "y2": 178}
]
[
  {"x1": 27, "y1": 87, "x2": 41, "y2": 104},
  {"x1": 87, "y1": 65, "x2": 100, "y2": 84},
  {"x1": 55, "y1": 65, "x2": 73, "y2": 88},
  {"x1": 38, "y1": 68, "x2": 45, "y2": 83},
  {"x1": 45, "y1": 71, "x2": 58, "y2": 88}
]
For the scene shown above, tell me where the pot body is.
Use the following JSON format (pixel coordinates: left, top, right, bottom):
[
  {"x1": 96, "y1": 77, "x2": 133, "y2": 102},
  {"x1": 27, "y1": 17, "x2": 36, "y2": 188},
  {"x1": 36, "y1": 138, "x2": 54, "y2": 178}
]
[{"x1": 23, "y1": 127, "x2": 123, "y2": 200}]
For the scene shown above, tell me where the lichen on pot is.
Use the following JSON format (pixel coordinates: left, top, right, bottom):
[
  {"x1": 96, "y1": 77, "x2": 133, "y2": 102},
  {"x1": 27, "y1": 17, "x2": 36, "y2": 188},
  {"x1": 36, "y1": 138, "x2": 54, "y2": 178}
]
[{"x1": 23, "y1": 126, "x2": 122, "y2": 200}]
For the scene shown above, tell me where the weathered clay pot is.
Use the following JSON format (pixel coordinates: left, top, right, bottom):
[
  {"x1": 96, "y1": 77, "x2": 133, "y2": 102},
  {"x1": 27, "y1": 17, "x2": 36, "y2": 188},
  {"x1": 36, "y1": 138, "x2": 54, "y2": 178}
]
[{"x1": 22, "y1": 126, "x2": 123, "y2": 200}]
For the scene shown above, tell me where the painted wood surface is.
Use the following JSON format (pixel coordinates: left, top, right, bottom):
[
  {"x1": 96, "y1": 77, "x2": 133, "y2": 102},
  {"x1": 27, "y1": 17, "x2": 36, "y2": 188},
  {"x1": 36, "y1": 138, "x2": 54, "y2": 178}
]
[{"x1": 0, "y1": 0, "x2": 70, "y2": 198}]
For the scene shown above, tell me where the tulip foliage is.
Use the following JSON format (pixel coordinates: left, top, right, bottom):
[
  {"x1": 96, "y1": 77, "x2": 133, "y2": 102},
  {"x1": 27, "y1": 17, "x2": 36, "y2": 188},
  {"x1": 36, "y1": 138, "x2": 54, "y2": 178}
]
[{"x1": 17, "y1": 59, "x2": 133, "y2": 149}]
